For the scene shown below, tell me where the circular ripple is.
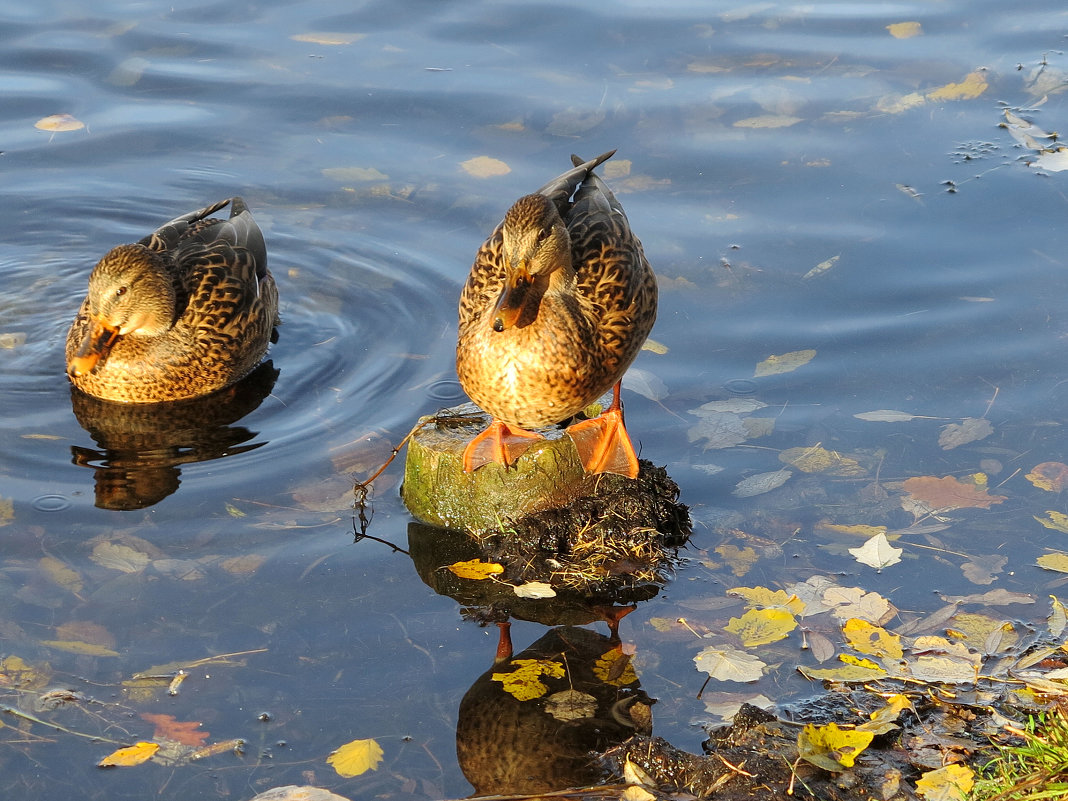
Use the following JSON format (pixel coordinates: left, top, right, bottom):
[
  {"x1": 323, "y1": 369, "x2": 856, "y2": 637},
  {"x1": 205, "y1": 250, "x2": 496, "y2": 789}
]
[{"x1": 32, "y1": 494, "x2": 71, "y2": 512}]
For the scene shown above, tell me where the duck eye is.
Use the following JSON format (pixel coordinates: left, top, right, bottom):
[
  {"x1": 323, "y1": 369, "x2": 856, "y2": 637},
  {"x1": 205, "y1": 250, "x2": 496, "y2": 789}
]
[{"x1": 115, "y1": 286, "x2": 128, "y2": 297}]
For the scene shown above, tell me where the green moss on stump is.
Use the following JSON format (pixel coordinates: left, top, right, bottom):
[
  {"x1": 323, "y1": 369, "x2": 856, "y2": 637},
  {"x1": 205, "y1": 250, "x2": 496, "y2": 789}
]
[{"x1": 401, "y1": 403, "x2": 605, "y2": 532}]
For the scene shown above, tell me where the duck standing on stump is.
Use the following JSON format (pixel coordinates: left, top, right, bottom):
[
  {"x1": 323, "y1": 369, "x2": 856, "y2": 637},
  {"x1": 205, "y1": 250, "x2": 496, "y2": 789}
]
[
  {"x1": 456, "y1": 151, "x2": 658, "y2": 479},
  {"x1": 66, "y1": 197, "x2": 278, "y2": 403}
]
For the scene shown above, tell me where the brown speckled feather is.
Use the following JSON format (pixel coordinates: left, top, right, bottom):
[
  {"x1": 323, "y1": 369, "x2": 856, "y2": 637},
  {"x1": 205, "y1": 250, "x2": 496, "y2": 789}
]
[
  {"x1": 457, "y1": 151, "x2": 657, "y2": 429},
  {"x1": 66, "y1": 198, "x2": 278, "y2": 403}
]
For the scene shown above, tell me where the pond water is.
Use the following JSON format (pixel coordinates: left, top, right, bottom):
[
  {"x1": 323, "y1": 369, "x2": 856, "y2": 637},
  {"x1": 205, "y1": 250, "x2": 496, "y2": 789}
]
[{"x1": 4, "y1": 0, "x2": 1068, "y2": 798}]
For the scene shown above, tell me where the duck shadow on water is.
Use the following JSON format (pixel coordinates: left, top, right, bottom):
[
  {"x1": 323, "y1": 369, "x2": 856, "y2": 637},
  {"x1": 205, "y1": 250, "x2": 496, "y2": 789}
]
[{"x1": 68, "y1": 361, "x2": 279, "y2": 510}]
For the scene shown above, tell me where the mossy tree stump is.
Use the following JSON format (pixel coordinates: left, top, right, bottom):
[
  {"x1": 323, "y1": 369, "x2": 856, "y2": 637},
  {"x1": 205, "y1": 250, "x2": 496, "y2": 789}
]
[{"x1": 402, "y1": 402, "x2": 605, "y2": 532}]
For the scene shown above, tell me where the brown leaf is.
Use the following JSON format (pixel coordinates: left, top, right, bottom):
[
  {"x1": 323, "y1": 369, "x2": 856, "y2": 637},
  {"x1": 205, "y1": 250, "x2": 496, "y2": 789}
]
[
  {"x1": 141, "y1": 712, "x2": 209, "y2": 746},
  {"x1": 902, "y1": 475, "x2": 1007, "y2": 512}
]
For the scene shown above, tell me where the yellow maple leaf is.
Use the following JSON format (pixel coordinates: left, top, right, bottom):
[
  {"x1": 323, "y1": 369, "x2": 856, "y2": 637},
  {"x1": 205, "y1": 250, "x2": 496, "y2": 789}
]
[
  {"x1": 797, "y1": 722, "x2": 874, "y2": 771},
  {"x1": 886, "y1": 21, "x2": 922, "y2": 39},
  {"x1": 1036, "y1": 511, "x2": 1068, "y2": 534},
  {"x1": 327, "y1": 738, "x2": 384, "y2": 777},
  {"x1": 754, "y1": 349, "x2": 816, "y2": 377},
  {"x1": 492, "y1": 658, "x2": 565, "y2": 701},
  {"x1": 842, "y1": 618, "x2": 903, "y2": 659},
  {"x1": 445, "y1": 559, "x2": 505, "y2": 580},
  {"x1": 926, "y1": 71, "x2": 987, "y2": 101},
  {"x1": 98, "y1": 741, "x2": 159, "y2": 767},
  {"x1": 725, "y1": 607, "x2": 797, "y2": 647},
  {"x1": 728, "y1": 586, "x2": 806, "y2": 616},
  {"x1": 593, "y1": 648, "x2": 639, "y2": 686}
]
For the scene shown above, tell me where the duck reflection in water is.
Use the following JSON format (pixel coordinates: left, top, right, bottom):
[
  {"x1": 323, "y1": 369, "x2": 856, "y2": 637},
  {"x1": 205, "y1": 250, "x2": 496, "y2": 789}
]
[
  {"x1": 69, "y1": 361, "x2": 278, "y2": 510},
  {"x1": 455, "y1": 611, "x2": 653, "y2": 795}
]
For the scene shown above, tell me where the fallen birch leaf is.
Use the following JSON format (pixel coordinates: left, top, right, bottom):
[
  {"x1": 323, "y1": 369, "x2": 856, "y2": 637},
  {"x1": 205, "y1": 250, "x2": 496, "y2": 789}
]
[
  {"x1": 327, "y1": 738, "x2": 383, "y2": 777},
  {"x1": 915, "y1": 763, "x2": 975, "y2": 801},
  {"x1": 727, "y1": 586, "x2": 806, "y2": 615},
  {"x1": 512, "y1": 581, "x2": 556, "y2": 599},
  {"x1": 1038, "y1": 552, "x2": 1068, "y2": 573},
  {"x1": 842, "y1": 618, "x2": 903, "y2": 659},
  {"x1": 446, "y1": 559, "x2": 504, "y2": 580},
  {"x1": 1050, "y1": 596, "x2": 1068, "y2": 639},
  {"x1": 1034, "y1": 511, "x2": 1068, "y2": 534},
  {"x1": 780, "y1": 446, "x2": 866, "y2": 476},
  {"x1": 724, "y1": 607, "x2": 797, "y2": 647},
  {"x1": 98, "y1": 741, "x2": 158, "y2": 767},
  {"x1": 797, "y1": 722, "x2": 874, "y2": 771}
]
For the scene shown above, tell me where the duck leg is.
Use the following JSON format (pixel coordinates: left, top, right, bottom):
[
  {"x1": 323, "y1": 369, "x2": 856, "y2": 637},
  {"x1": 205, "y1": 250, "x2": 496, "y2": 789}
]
[
  {"x1": 462, "y1": 419, "x2": 544, "y2": 472},
  {"x1": 566, "y1": 381, "x2": 640, "y2": 479}
]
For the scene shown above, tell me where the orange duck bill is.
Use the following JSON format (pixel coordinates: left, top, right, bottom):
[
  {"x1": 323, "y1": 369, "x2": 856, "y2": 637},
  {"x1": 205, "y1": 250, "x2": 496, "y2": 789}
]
[{"x1": 67, "y1": 319, "x2": 121, "y2": 377}]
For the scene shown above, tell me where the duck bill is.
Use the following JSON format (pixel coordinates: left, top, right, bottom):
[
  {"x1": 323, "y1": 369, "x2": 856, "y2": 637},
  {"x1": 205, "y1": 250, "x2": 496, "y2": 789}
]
[
  {"x1": 491, "y1": 267, "x2": 534, "y2": 332},
  {"x1": 67, "y1": 319, "x2": 121, "y2": 377}
]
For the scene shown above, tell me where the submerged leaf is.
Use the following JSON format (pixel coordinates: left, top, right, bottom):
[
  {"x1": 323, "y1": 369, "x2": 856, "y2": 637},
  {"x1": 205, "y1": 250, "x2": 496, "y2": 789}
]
[
  {"x1": 926, "y1": 71, "x2": 987, "y2": 101},
  {"x1": 545, "y1": 689, "x2": 597, "y2": 721},
  {"x1": 732, "y1": 469, "x2": 791, "y2": 498},
  {"x1": 1027, "y1": 462, "x2": 1068, "y2": 492},
  {"x1": 754, "y1": 349, "x2": 816, "y2": 377},
  {"x1": 886, "y1": 22, "x2": 922, "y2": 39},
  {"x1": 938, "y1": 417, "x2": 993, "y2": 450},
  {"x1": 854, "y1": 409, "x2": 923, "y2": 422},
  {"x1": 902, "y1": 474, "x2": 1006, "y2": 512},
  {"x1": 780, "y1": 446, "x2": 866, "y2": 476}
]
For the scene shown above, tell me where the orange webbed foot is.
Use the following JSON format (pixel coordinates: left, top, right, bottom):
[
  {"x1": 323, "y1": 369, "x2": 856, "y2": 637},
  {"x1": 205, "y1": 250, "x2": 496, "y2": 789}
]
[
  {"x1": 462, "y1": 419, "x2": 544, "y2": 472},
  {"x1": 566, "y1": 382, "x2": 640, "y2": 478}
]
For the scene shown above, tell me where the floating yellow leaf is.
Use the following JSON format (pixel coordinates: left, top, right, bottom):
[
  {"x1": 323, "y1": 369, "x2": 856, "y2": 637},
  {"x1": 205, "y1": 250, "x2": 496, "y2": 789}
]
[
  {"x1": 733, "y1": 115, "x2": 802, "y2": 129},
  {"x1": 492, "y1": 658, "x2": 565, "y2": 701},
  {"x1": 461, "y1": 155, "x2": 511, "y2": 178},
  {"x1": 1051, "y1": 596, "x2": 1068, "y2": 639},
  {"x1": 1028, "y1": 462, "x2": 1068, "y2": 492},
  {"x1": 842, "y1": 618, "x2": 902, "y2": 659},
  {"x1": 886, "y1": 22, "x2": 922, "y2": 39},
  {"x1": 797, "y1": 722, "x2": 874, "y2": 771},
  {"x1": 1038, "y1": 552, "x2": 1068, "y2": 574},
  {"x1": 725, "y1": 607, "x2": 797, "y2": 647},
  {"x1": 727, "y1": 586, "x2": 806, "y2": 616},
  {"x1": 779, "y1": 446, "x2": 866, "y2": 476},
  {"x1": 327, "y1": 738, "x2": 383, "y2": 777},
  {"x1": 35, "y1": 113, "x2": 84, "y2": 132},
  {"x1": 1035, "y1": 511, "x2": 1068, "y2": 534},
  {"x1": 915, "y1": 763, "x2": 974, "y2": 800},
  {"x1": 946, "y1": 612, "x2": 1017, "y2": 654},
  {"x1": 798, "y1": 657, "x2": 888, "y2": 683},
  {"x1": 754, "y1": 349, "x2": 816, "y2": 377},
  {"x1": 98, "y1": 741, "x2": 159, "y2": 767},
  {"x1": 857, "y1": 693, "x2": 913, "y2": 735},
  {"x1": 926, "y1": 71, "x2": 987, "y2": 101},
  {"x1": 593, "y1": 649, "x2": 638, "y2": 686},
  {"x1": 291, "y1": 32, "x2": 366, "y2": 45},
  {"x1": 446, "y1": 559, "x2": 504, "y2": 580},
  {"x1": 641, "y1": 338, "x2": 668, "y2": 354}
]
